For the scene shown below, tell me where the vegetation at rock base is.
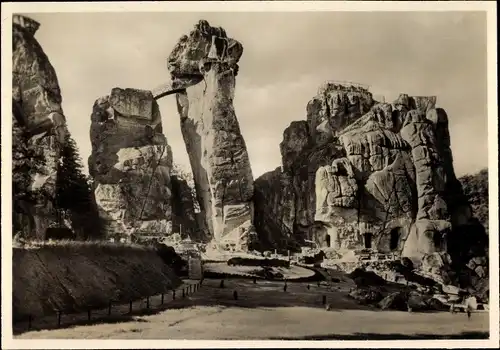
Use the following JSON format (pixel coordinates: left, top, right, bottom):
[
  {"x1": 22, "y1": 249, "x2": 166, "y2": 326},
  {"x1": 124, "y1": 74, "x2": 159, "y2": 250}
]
[
  {"x1": 11, "y1": 116, "x2": 48, "y2": 234},
  {"x1": 458, "y1": 168, "x2": 489, "y2": 232},
  {"x1": 171, "y1": 161, "x2": 201, "y2": 212},
  {"x1": 55, "y1": 131, "x2": 104, "y2": 240}
]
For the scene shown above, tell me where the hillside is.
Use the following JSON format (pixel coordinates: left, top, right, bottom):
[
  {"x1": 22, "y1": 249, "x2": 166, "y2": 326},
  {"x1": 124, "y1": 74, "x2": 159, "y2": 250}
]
[
  {"x1": 13, "y1": 241, "x2": 181, "y2": 322},
  {"x1": 459, "y1": 169, "x2": 489, "y2": 233}
]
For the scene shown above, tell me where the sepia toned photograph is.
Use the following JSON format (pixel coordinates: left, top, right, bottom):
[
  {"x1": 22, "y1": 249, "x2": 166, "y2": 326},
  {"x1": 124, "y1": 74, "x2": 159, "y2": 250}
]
[{"x1": 1, "y1": 1, "x2": 498, "y2": 348}]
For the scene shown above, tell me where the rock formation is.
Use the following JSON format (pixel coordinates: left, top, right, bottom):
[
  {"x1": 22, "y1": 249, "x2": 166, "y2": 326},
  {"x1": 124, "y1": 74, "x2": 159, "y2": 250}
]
[
  {"x1": 254, "y1": 83, "x2": 374, "y2": 251},
  {"x1": 254, "y1": 83, "x2": 486, "y2": 267},
  {"x1": 168, "y1": 20, "x2": 255, "y2": 250},
  {"x1": 12, "y1": 15, "x2": 68, "y2": 239},
  {"x1": 88, "y1": 88, "x2": 173, "y2": 240}
]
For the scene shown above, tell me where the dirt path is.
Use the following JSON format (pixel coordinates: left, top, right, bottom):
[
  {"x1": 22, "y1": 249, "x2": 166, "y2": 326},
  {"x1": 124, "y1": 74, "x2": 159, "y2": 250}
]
[{"x1": 16, "y1": 278, "x2": 489, "y2": 340}]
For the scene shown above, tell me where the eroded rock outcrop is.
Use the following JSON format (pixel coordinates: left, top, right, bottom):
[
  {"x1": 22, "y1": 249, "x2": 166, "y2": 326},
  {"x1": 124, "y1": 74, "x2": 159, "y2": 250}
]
[
  {"x1": 89, "y1": 88, "x2": 173, "y2": 240},
  {"x1": 254, "y1": 83, "x2": 374, "y2": 252},
  {"x1": 169, "y1": 20, "x2": 255, "y2": 249},
  {"x1": 314, "y1": 91, "x2": 482, "y2": 262},
  {"x1": 12, "y1": 15, "x2": 68, "y2": 239},
  {"x1": 255, "y1": 83, "x2": 486, "y2": 270}
]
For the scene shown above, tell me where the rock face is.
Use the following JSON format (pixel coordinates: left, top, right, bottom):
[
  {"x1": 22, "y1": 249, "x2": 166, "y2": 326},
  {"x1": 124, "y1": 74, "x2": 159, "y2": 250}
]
[
  {"x1": 88, "y1": 88, "x2": 173, "y2": 240},
  {"x1": 168, "y1": 20, "x2": 255, "y2": 249},
  {"x1": 12, "y1": 15, "x2": 68, "y2": 239},
  {"x1": 254, "y1": 83, "x2": 374, "y2": 251},
  {"x1": 254, "y1": 83, "x2": 486, "y2": 267}
]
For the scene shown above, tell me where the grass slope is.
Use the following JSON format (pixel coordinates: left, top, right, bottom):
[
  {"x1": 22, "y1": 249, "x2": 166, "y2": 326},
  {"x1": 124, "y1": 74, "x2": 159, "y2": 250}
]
[{"x1": 13, "y1": 241, "x2": 181, "y2": 322}]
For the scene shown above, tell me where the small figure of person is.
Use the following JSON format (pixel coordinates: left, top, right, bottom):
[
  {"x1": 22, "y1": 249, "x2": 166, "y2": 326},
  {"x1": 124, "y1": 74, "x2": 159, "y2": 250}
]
[
  {"x1": 283, "y1": 280, "x2": 288, "y2": 292},
  {"x1": 220, "y1": 279, "x2": 225, "y2": 289},
  {"x1": 465, "y1": 294, "x2": 477, "y2": 320},
  {"x1": 233, "y1": 290, "x2": 238, "y2": 300}
]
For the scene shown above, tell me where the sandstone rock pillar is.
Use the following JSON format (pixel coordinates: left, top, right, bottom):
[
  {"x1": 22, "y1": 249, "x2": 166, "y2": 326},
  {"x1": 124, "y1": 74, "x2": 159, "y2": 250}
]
[
  {"x1": 12, "y1": 15, "x2": 68, "y2": 239},
  {"x1": 89, "y1": 88, "x2": 173, "y2": 241},
  {"x1": 169, "y1": 20, "x2": 255, "y2": 248}
]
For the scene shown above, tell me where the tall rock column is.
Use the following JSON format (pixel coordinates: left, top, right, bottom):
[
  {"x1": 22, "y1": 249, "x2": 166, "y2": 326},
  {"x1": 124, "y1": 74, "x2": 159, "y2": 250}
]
[
  {"x1": 88, "y1": 88, "x2": 173, "y2": 241},
  {"x1": 397, "y1": 95, "x2": 451, "y2": 259},
  {"x1": 12, "y1": 15, "x2": 68, "y2": 239},
  {"x1": 168, "y1": 20, "x2": 255, "y2": 249}
]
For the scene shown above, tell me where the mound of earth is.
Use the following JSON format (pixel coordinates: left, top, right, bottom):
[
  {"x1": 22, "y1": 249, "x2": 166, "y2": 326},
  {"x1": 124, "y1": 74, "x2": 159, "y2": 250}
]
[
  {"x1": 203, "y1": 262, "x2": 315, "y2": 280},
  {"x1": 348, "y1": 268, "x2": 387, "y2": 287},
  {"x1": 227, "y1": 257, "x2": 290, "y2": 268}
]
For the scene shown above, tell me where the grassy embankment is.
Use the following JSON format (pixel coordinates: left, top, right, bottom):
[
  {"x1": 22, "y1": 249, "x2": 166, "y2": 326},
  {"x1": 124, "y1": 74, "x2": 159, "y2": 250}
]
[{"x1": 12, "y1": 240, "x2": 181, "y2": 323}]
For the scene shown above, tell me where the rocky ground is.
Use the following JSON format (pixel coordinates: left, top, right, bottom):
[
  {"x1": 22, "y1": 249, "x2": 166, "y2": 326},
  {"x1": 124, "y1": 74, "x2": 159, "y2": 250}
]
[{"x1": 16, "y1": 277, "x2": 489, "y2": 340}]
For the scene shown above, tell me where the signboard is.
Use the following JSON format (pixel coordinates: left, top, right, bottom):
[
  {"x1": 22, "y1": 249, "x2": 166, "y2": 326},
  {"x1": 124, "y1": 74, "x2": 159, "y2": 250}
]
[{"x1": 188, "y1": 258, "x2": 203, "y2": 280}]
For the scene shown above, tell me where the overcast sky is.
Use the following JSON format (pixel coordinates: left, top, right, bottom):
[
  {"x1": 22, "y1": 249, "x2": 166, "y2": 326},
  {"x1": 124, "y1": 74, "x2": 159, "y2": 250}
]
[{"x1": 26, "y1": 11, "x2": 488, "y2": 178}]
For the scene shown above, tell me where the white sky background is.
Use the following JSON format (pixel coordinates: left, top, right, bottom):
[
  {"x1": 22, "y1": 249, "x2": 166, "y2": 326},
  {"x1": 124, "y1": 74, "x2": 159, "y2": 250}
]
[{"x1": 26, "y1": 11, "x2": 487, "y2": 179}]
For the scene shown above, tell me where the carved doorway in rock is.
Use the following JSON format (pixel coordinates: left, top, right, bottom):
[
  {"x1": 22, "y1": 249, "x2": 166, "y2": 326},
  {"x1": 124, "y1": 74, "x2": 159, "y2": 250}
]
[
  {"x1": 433, "y1": 231, "x2": 446, "y2": 251},
  {"x1": 363, "y1": 232, "x2": 372, "y2": 249},
  {"x1": 325, "y1": 234, "x2": 331, "y2": 248},
  {"x1": 390, "y1": 227, "x2": 401, "y2": 251}
]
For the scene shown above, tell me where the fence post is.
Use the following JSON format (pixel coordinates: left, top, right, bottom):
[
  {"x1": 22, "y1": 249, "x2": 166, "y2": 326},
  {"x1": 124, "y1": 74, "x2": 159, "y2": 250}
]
[
  {"x1": 129, "y1": 301, "x2": 133, "y2": 314},
  {"x1": 87, "y1": 309, "x2": 91, "y2": 321},
  {"x1": 108, "y1": 301, "x2": 112, "y2": 316},
  {"x1": 173, "y1": 290, "x2": 176, "y2": 300},
  {"x1": 161, "y1": 293, "x2": 164, "y2": 304},
  {"x1": 146, "y1": 296, "x2": 150, "y2": 309},
  {"x1": 28, "y1": 315, "x2": 32, "y2": 330},
  {"x1": 57, "y1": 311, "x2": 62, "y2": 327},
  {"x1": 182, "y1": 288, "x2": 185, "y2": 298}
]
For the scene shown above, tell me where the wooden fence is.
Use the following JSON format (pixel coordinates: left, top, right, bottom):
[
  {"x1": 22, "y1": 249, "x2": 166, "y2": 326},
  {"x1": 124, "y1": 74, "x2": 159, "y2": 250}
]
[{"x1": 14, "y1": 279, "x2": 203, "y2": 333}]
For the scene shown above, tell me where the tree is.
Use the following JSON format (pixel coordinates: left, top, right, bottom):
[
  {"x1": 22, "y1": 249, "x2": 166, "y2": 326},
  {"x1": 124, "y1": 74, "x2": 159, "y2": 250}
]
[
  {"x1": 459, "y1": 168, "x2": 489, "y2": 232},
  {"x1": 55, "y1": 132, "x2": 103, "y2": 239},
  {"x1": 11, "y1": 115, "x2": 48, "y2": 235},
  {"x1": 55, "y1": 133, "x2": 90, "y2": 211},
  {"x1": 171, "y1": 161, "x2": 200, "y2": 212}
]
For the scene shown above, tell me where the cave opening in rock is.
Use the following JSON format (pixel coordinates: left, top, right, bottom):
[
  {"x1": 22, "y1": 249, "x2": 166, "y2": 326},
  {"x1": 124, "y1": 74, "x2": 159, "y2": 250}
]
[
  {"x1": 390, "y1": 227, "x2": 400, "y2": 251},
  {"x1": 363, "y1": 232, "x2": 372, "y2": 249},
  {"x1": 325, "y1": 234, "x2": 331, "y2": 248},
  {"x1": 433, "y1": 231, "x2": 446, "y2": 251}
]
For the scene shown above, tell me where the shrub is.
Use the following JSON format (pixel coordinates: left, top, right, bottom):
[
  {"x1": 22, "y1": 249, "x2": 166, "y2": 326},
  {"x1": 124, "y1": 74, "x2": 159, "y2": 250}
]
[{"x1": 154, "y1": 243, "x2": 188, "y2": 276}]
